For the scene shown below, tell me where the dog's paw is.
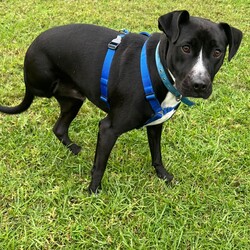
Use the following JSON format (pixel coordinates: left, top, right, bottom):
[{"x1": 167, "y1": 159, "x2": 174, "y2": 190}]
[
  {"x1": 68, "y1": 143, "x2": 82, "y2": 155},
  {"x1": 88, "y1": 184, "x2": 102, "y2": 195},
  {"x1": 163, "y1": 174, "x2": 174, "y2": 186},
  {"x1": 155, "y1": 168, "x2": 174, "y2": 183}
]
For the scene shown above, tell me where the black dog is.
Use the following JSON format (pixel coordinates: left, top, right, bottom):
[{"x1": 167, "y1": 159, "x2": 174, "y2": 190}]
[{"x1": 0, "y1": 11, "x2": 242, "y2": 193}]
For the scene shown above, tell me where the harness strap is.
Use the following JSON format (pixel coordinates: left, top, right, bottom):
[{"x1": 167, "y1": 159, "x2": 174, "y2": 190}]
[
  {"x1": 100, "y1": 31, "x2": 193, "y2": 126},
  {"x1": 140, "y1": 39, "x2": 165, "y2": 124},
  {"x1": 140, "y1": 39, "x2": 182, "y2": 125},
  {"x1": 100, "y1": 31, "x2": 129, "y2": 107}
]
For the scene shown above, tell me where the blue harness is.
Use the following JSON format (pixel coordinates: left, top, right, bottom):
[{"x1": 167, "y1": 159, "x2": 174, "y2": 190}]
[
  {"x1": 100, "y1": 30, "x2": 129, "y2": 108},
  {"x1": 100, "y1": 31, "x2": 194, "y2": 125}
]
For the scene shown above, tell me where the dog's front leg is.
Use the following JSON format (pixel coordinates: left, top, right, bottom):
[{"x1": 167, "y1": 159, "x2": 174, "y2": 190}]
[
  {"x1": 88, "y1": 116, "x2": 118, "y2": 194},
  {"x1": 147, "y1": 124, "x2": 174, "y2": 183}
]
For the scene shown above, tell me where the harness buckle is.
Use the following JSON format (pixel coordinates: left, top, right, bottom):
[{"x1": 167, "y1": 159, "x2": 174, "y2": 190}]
[{"x1": 108, "y1": 36, "x2": 122, "y2": 50}]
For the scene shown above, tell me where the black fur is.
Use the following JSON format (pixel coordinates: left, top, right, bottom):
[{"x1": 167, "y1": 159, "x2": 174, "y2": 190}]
[{"x1": 0, "y1": 11, "x2": 242, "y2": 193}]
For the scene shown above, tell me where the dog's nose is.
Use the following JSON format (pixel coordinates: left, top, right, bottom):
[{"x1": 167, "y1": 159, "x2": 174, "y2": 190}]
[{"x1": 193, "y1": 81, "x2": 208, "y2": 92}]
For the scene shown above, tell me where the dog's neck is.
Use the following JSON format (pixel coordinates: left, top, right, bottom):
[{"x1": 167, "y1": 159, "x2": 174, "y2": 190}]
[
  {"x1": 144, "y1": 34, "x2": 169, "y2": 104},
  {"x1": 157, "y1": 35, "x2": 176, "y2": 83},
  {"x1": 145, "y1": 34, "x2": 178, "y2": 103}
]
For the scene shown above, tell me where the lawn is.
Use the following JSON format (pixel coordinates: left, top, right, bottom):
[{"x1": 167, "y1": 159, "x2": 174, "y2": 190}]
[{"x1": 0, "y1": 0, "x2": 249, "y2": 249}]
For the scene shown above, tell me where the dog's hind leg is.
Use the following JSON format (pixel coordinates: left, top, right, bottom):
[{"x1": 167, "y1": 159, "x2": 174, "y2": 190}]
[
  {"x1": 53, "y1": 80, "x2": 85, "y2": 155},
  {"x1": 53, "y1": 96, "x2": 84, "y2": 155},
  {"x1": 147, "y1": 124, "x2": 174, "y2": 183}
]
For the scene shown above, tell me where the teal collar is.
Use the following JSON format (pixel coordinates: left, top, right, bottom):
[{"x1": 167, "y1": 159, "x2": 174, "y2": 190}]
[{"x1": 155, "y1": 42, "x2": 195, "y2": 107}]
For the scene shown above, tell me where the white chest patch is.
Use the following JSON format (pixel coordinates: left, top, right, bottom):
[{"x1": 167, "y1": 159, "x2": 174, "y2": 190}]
[{"x1": 145, "y1": 91, "x2": 180, "y2": 126}]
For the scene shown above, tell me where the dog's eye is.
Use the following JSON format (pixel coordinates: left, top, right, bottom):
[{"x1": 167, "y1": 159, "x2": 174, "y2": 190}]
[
  {"x1": 213, "y1": 49, "x2": 222, "y2": 58},
  {"x1": 182, "y1": 45, "x2": 191, "y2": 54}
]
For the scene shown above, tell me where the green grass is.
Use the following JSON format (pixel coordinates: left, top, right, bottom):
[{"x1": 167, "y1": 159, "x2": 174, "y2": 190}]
[{"x1": 0, "y1": 0, "x2": 249, "y2": 249}]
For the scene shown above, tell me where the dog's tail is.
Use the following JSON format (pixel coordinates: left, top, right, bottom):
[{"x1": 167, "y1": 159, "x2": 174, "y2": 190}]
[{"x1": 0, "y1": 89, "x2": 34, "y2": 114}]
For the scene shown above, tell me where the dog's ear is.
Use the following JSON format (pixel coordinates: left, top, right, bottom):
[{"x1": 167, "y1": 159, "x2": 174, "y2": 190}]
[
  {"x1": 219, "y1": 23, "x2": 243, "y2": 61},
  {"x1": 158, "y1": 10, "x2": 190, "y2": 43}
]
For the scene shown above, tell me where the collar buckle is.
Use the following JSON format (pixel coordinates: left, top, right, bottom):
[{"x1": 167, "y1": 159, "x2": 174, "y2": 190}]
[{"x1": 176, "y1": 95, "x2": 182, "y2": 102}]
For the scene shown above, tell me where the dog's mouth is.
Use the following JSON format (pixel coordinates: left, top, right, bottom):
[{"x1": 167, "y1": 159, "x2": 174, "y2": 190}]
[
  {"x1": 178, "y1": 85, "x2": 212, "y2": 99},
  {"x1": 189, "y1": 89, "x2": 212, "y2": 99},
  {"x1": 175, "y1": 79, "x2": 212, "y2": 100}
]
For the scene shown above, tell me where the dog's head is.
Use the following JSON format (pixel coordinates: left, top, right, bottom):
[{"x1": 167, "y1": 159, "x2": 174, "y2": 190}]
[{"x1": 158, "y1": 10, "x2": 243, "y2": 99}]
